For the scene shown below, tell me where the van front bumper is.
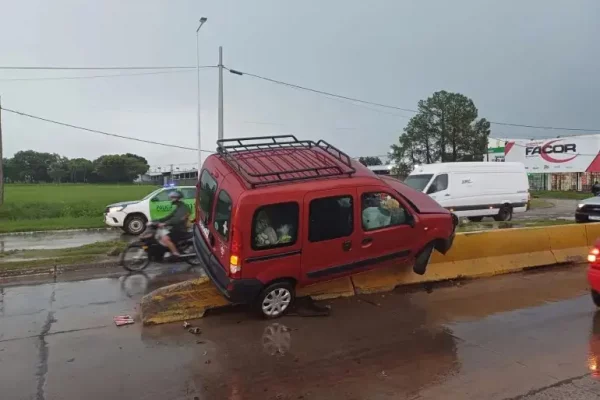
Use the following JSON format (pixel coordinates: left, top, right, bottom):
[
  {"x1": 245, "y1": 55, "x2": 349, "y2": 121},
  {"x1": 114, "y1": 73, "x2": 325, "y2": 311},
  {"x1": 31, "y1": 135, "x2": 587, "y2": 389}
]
[{"x1": 192, "y1": 224, "x2": 263, "y2": 304}]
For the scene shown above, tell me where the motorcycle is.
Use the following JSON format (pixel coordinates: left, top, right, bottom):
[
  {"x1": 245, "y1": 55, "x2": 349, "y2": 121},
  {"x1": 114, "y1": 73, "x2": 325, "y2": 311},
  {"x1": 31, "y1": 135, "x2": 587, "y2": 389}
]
[{"x1": 120, "y1": 222, "x2": 201, "y2": 272}]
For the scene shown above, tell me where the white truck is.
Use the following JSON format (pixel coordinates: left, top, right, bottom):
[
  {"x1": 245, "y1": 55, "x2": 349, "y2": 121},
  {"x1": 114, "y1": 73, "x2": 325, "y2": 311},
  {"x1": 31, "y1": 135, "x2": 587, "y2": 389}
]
[{"x1": 404, "y1": 162, "x2": 529, "y2": 221}]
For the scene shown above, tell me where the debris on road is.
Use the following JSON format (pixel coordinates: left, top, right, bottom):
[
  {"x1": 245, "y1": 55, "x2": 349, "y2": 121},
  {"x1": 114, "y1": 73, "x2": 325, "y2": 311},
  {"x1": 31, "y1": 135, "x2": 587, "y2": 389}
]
[
  {"x1": 188, "y1": 327, "x2": 202, "y2": 334},
  {"x1": 113, "y1": 315, "x2": 134, "y2": 326},
  {"x1": 183, "y1": 321, "x2": 191, "y2": 329}
]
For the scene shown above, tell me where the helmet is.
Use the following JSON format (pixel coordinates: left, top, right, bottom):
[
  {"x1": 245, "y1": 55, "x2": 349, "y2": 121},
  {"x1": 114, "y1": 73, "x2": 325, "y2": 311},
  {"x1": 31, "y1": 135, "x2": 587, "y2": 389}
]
[{"x1": 168, "y1": 190, "x2": 183, "y2": 200}]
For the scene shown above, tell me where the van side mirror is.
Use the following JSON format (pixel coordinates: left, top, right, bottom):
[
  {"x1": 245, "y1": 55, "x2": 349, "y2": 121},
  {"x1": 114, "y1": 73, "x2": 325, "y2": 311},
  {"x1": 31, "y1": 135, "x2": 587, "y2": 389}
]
[
  {"x1": 427, "y1": 185, "x2": 437, "y2": 194},
  {"x1": 150, "y1": 197, "x2": 159, "y2": 202}
]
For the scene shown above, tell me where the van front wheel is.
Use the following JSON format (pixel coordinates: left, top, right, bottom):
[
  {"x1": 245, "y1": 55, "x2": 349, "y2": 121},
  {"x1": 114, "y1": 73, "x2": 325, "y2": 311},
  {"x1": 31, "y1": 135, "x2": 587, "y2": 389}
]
[
  {"x1": 494, "y1": 205, "x2": 513, "y2": 222},
  {"x1": 256, "y1": 281, "x2": 295, "y2": 319}
]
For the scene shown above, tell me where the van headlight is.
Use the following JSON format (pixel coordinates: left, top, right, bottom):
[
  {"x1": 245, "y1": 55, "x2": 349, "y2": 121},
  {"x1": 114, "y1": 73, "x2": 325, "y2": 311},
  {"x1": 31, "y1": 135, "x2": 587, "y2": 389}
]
[
  {"x1": 108, "y1": 206, "x2": 125, "y2": 213},
  {"x1": 578, "y1": 203, "x2": 585, "y2": 209}
]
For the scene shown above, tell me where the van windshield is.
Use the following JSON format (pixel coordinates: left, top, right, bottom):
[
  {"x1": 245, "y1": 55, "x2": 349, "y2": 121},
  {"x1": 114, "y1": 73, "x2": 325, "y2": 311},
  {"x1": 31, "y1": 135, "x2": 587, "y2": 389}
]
[
  {"x1": 404, "y1": 174, "x2": 433, "y2": 192},
  {"x1": 198, "y1": 170, "x2": 218, "y2": 222}
]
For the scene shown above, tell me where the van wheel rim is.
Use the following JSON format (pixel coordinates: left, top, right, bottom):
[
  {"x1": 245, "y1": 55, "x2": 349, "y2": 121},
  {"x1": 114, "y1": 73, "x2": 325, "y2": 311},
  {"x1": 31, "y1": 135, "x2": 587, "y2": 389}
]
[{"x1": 262, "y1": 288, "x2": 291, "y2": 316}]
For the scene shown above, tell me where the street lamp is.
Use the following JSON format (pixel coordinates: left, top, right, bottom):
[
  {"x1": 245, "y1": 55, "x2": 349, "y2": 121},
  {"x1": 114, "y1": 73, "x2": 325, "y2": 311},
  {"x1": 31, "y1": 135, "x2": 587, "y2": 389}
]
[{"x1": 196, "y1": 17, "x2": 208, "y2": 171}]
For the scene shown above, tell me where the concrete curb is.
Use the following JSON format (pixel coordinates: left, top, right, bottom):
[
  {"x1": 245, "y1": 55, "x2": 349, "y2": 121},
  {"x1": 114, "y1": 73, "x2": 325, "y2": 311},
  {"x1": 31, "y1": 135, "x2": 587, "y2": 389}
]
[{"x1": 139, "y1": 223, "x2": 600, "y2": 325}]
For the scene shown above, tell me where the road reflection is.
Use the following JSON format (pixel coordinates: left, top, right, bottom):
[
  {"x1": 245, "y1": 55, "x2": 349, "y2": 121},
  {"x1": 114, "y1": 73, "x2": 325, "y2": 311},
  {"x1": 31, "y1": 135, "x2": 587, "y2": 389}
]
[
  {"x1": 589, "y1": 311, "x2": 600, "y2": 377},
  {"x1": 187, "y1": 295, "x2": 460, "y2": 400},
  {"x1": 119, "y1": 264, "x2": 203, "y2": 298}
]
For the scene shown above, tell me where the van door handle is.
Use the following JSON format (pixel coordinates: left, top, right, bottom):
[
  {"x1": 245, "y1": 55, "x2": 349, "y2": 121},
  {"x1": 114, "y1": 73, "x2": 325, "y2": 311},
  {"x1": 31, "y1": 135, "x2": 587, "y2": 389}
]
[
  {"x1": 445, "y1": 194, "x2": 450, "y2": 196},
  {"x1": 342, "y1": 240, "x2": 352, "y2": 252},
  {"x1": 361, "y1": 237, "x2": 373, "y2": 246}
]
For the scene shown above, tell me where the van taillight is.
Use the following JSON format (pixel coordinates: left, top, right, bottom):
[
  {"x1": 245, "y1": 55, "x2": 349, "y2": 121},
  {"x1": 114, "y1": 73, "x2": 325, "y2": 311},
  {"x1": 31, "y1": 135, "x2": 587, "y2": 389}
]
[
  {"x1": 229, "y1": 226, "x2": 242, "y2": 279},
  {"x1": 589, "y1": 248, "x2": 600, "y2": 264}
]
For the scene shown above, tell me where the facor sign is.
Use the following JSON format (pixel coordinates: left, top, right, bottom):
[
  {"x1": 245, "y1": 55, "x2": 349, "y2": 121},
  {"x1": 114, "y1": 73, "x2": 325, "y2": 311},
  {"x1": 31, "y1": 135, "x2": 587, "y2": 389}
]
[{"x1": 505, "y1": 136, "x2": 600, "y2": 173}]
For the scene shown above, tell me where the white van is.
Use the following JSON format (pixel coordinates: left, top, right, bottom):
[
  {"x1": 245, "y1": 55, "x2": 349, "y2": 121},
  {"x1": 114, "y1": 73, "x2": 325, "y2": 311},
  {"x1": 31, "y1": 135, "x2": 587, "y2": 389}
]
[{"x1": 403, "y1": 162, "x2": 529, "y2": 221}]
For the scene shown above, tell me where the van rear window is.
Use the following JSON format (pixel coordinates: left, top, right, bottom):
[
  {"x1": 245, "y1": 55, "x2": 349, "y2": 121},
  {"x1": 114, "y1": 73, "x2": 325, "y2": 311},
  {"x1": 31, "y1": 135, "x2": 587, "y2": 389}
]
[{"x1": 198, "y1": 170, "x2": 218, "y2": 221}]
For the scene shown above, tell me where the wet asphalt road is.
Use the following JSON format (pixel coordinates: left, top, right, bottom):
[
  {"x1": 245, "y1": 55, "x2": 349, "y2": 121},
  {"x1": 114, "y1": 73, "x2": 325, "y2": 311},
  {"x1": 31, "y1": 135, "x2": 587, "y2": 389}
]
[{"x1": 2, "y1": 264, "x2": 600, "y2": 399}]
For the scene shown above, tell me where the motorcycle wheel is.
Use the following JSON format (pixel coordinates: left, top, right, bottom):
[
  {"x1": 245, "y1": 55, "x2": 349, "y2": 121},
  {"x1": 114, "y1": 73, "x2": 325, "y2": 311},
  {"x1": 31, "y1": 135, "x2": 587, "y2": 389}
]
[
  {"x1": 120, "y1": 242, "x2": 151, "y2": 272},
  {"x1": 181, "y1": 242, "x2": 201, "y2": 266}
]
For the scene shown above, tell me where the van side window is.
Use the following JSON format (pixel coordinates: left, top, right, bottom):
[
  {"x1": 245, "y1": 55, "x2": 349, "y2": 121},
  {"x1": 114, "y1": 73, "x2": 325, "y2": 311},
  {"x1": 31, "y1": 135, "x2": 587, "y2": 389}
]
[
  {"x1": 361, "y1": 192, "x2": 408, "y2": 231},
  {"x1": 198, "y1": 170, "x2": 218, "y2": 222},
  {"x1": 427, "y1": 174, "x2": 448, "y2": 194},
  {"x1": 214, "y1": 190, "x2": 232, "y2": 240},
  {"x1": 252, "y1": 202, "x2": 299, "y2": 250},
  {"x1": 309, "y1": 196, "x2": 354, "y2": 242}
]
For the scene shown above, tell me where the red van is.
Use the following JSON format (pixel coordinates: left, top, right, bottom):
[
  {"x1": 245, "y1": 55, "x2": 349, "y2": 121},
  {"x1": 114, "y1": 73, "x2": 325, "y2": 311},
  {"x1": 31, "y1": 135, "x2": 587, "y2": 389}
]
[{"x1": 193, "y1": 136, "x2": 456, "y2": 318}]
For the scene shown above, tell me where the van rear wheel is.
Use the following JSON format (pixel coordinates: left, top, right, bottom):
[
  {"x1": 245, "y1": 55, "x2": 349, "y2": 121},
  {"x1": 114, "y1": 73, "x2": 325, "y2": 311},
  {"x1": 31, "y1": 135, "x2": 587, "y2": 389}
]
[
  {"x1": 256, "y1": 281, "x2": 295, "y2": 319},
  {"x1": 592, "y1": 290, "x2": 600, "y2": 307},
  {"x1": 494, "y1": 205, "x2": 513, "y2": 222}
]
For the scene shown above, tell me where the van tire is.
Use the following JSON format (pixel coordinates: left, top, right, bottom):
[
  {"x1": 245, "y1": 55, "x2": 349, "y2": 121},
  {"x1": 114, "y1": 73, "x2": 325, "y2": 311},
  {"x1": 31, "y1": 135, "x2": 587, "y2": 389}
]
[
  {"x1": 592, "y1": 290, "x2": 600, "y2": 307},
  {"x1": 467, "y1": 217, "x2": 483, "y2": 222},
  {"x1": 494, "y1": 205, "x2": 513, "y2": 222},
  {"x1": 256, "y1": 281, "x2": 295, "y2": 319},
  {"x1": 413, "y1": 243, "x2": 435, "y2": 275},
  {"x1": 124, "y1": 214, "x2": 147, "y2": 235}
]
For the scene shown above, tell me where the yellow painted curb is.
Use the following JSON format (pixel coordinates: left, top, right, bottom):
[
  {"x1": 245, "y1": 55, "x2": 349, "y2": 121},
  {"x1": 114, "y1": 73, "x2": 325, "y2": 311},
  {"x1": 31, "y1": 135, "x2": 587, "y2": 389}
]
[
  {"x1": 141, "y1": 223, "x2": 600, "y2": 324},
  {"x1": 140, "y1": 276, "x2": 229, "y2": 325},
  {"x1": 297, "y1": 277, "x2": 355, "y2": 300},
  {"x1": 547, "y1": 224, "x2": 588, "y2": 264}
]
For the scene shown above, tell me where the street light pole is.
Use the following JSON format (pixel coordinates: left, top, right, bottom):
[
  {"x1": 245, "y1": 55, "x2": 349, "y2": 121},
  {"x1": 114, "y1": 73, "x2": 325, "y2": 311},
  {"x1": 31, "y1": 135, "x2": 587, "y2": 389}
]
[
  {"x1": 196, "y1": 17, "x2": 208, "y2": 172},
  {"x1": 218, "y1": 46, "x2": 224, "y2": 141}
]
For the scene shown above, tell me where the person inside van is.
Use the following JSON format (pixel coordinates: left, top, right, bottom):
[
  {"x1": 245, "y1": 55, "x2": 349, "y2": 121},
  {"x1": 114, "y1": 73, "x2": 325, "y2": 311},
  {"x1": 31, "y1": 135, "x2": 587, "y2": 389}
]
[{"x1": 593, "y1": 181, "x2": 600, "y2": 196}]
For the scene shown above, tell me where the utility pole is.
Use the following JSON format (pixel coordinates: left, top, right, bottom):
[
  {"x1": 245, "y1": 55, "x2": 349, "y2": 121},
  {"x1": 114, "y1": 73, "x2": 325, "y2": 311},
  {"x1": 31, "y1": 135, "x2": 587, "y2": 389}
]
[
  {"x1": 0, "y1": 96, "x2": 4, "y2": 206},
  {"x1": 218, "y1": 46, "x2": 224, "y2": 141},
  {"x1": 196, "y1": 17, "x2": 208, "y2": 171}
]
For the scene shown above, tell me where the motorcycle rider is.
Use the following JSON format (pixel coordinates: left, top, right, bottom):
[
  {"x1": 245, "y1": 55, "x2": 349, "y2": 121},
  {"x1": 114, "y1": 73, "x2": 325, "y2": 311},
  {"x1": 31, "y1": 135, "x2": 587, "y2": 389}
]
[{"x1": 157, "y1": 190, "x2": 190, "y2": 258}]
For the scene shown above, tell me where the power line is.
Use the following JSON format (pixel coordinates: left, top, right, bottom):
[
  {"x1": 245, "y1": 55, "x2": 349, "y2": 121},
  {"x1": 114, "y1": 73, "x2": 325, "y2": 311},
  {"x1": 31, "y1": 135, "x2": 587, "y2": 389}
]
[
  {"x1": 226, "y1": 66, "x2": 600, "y2": 133},
  {"x1": 0, "y1": 65, "x2": 197, "y2": 71},
  {"x1": 0, "y1": 106, "x2": 216, "y2": 153},
  {"x1": 0, "y1": 67, "x2": 216, "y2": 82},
  {"x1": 226, "y1": 67, "x2": 418, "y2": 114}
]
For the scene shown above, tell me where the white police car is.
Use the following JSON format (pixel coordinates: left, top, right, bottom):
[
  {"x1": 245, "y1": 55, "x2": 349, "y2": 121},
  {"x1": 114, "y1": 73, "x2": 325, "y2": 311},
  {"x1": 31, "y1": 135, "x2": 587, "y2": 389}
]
[{"x1": 104, "y1": 185, "x2": 196, "y2": 235}]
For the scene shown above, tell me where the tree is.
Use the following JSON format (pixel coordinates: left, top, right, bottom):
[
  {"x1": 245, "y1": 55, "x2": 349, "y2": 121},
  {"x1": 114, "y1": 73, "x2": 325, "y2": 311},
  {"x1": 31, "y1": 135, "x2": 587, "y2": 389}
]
[
  {"x1": 390, "y1": 91, "x2": 490, "y2": 170},
  {"x1": 93, "y1": 154, "x2": 149, "y2": 183},
  {"x1": 68, "y1": 158, "x2": 94, "y2": 183},
  {"x1": 358, "y1": 156, "x2": 383, "y2": 166},
  {"x1": 10, "y1": 150, "x2": 59, "y2": 182},
  {"x1": 48, "y1": 157, "x2": 70, "y2": 183}
]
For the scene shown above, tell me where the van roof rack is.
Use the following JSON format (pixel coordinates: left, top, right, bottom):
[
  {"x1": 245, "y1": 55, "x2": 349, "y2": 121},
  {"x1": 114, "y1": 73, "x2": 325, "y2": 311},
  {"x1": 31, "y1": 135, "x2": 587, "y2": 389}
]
[{"x1": 216, "y1": 135, "x2": 356, "y2": 188}]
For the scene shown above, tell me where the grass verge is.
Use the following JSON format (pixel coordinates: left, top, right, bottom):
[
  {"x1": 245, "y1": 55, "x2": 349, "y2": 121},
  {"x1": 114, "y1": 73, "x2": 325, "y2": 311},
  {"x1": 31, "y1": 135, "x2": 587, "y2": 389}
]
[
  {"x1": 531, "y1": 190, "x2": 591, "y2": 200},
  {"x1": 0, "y1": 216, "x2": 105, "y2": 233},
  {"x1": 0, "y1": 240, "x2": 127, "y2": 273},
  {"x1": 457, "y1": 219, "x2": 573, "y2": 232},
  {"x1": 529, "y1": 198, "x2": 554, "y2": 209}
]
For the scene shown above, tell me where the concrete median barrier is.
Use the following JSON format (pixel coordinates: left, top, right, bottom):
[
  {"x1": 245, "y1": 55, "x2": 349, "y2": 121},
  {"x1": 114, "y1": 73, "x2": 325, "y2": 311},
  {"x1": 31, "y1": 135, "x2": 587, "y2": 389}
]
[
  {"x1": 142, "y1": 224, "x2": 599, "y2": 324},
  {"x1": 547, "y1": 224, "x2": 588, "y2": 264}
]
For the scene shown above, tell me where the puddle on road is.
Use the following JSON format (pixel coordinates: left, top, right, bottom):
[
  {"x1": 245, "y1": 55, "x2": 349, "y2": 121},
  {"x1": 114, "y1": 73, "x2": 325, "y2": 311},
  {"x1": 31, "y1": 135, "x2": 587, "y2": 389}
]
[{"x1": 0, "y1": 230, "x2": 128, "y2": 252}]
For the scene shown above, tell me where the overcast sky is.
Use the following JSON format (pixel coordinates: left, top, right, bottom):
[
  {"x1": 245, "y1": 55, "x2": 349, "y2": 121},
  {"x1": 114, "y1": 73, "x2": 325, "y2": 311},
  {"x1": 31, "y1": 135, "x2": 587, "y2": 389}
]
[{"x1": 1, "y1": 0, "x2": 599, "y2": 169}]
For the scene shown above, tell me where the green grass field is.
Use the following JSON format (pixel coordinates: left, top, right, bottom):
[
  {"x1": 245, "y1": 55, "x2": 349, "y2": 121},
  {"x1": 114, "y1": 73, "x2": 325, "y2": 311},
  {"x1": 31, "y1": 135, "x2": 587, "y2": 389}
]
[{"x1": 0, "y1": 184, "x2": 158, "y2": 233}]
